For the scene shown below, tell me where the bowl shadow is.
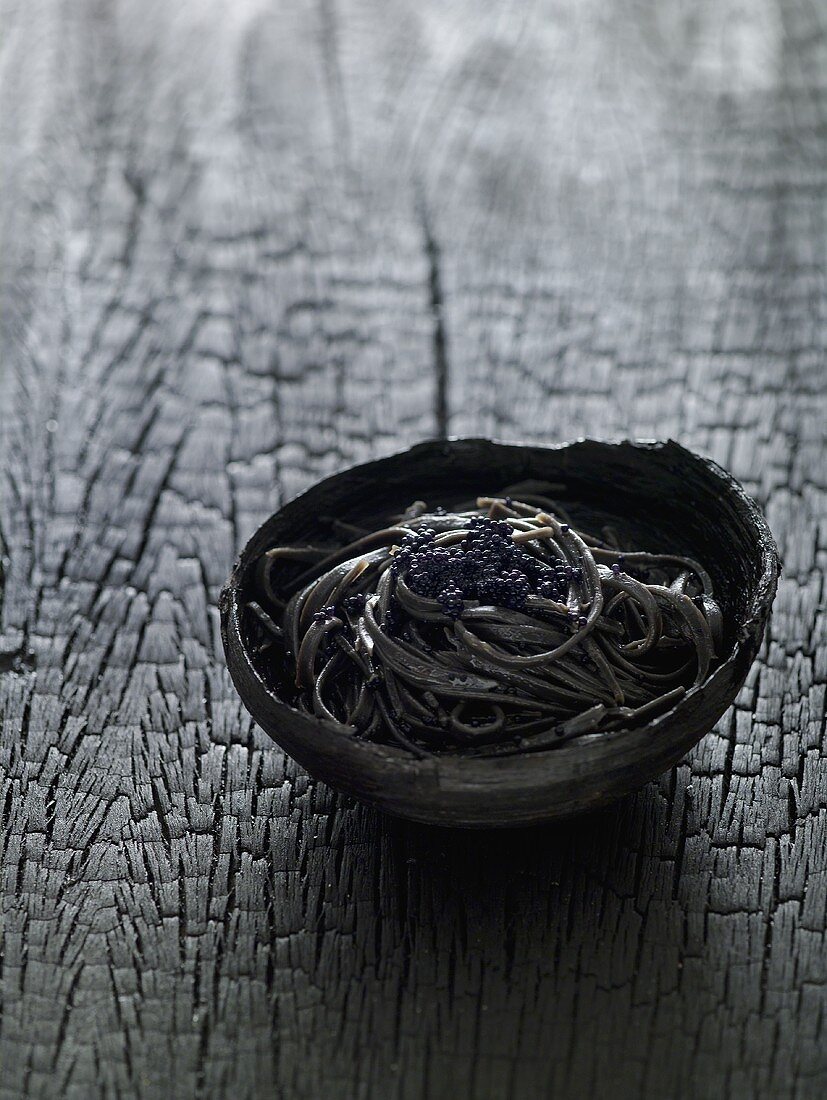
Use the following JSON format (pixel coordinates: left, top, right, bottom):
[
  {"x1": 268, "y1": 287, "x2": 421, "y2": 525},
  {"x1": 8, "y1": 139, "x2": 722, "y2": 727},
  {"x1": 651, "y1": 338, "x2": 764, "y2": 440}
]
[{"x1": 267, "y1": 772, "x2": 714, "y2": 1097}]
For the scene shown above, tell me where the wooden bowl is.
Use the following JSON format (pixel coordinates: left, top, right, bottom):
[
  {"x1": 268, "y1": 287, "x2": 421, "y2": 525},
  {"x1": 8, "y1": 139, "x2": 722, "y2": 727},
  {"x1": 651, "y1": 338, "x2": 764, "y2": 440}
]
[{"x1": 220, "y1": 439, "x2": 779, "y2": 828}]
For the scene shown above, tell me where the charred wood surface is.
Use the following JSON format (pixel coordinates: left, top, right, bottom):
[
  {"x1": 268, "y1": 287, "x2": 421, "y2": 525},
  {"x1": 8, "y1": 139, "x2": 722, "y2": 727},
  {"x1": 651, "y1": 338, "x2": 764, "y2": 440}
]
[{"x1": 1, "y1": 2, "x2": 825, "y2": 1097}]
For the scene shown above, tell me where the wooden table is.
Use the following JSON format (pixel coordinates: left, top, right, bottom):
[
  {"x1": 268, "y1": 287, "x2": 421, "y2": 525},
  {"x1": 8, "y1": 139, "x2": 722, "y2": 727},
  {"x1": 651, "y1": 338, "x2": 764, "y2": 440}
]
[{"x1": 1, "y1": 2, "x2": 825, "y2": 1097}]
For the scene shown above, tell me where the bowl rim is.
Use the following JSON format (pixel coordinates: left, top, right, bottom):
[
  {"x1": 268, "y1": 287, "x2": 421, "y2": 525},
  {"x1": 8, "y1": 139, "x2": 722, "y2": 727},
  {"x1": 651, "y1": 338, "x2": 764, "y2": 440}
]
[{"x1": 219, "y1": 437, "x2": 780, "y2": 821}]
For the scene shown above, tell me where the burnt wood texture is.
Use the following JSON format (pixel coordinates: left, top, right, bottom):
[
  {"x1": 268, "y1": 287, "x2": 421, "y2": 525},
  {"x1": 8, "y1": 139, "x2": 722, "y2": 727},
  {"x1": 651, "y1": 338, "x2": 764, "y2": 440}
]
[{"x1": 1, "y1": 1, "x2": 825, "y2": 1098}]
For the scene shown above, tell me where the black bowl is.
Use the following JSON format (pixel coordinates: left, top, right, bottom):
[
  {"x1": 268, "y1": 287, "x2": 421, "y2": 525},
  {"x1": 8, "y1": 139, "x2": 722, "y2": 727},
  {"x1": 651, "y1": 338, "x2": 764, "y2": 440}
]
[{"x1": 220, "y1": 439, "x2": 779, "y2": 827}]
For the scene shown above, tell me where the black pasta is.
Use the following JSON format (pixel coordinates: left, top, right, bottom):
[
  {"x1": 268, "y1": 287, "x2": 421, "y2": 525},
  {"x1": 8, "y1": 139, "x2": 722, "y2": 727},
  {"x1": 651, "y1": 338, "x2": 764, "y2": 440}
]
[{"x1": 246, "y1": 492, "x2": 723, "y2": 758}]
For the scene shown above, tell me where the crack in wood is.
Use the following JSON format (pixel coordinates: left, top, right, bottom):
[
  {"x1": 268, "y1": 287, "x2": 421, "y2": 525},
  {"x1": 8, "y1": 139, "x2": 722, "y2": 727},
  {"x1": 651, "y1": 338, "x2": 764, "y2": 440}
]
[{"x1": 419, "y1": 197, "x2": 450, "y2": 439}]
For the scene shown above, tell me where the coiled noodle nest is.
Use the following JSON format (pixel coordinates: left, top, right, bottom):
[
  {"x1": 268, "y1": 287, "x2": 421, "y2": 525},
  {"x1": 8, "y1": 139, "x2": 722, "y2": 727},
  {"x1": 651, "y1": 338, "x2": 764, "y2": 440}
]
[{"x1": 248, "y1": 489, "x2": 724, "y2": 758}]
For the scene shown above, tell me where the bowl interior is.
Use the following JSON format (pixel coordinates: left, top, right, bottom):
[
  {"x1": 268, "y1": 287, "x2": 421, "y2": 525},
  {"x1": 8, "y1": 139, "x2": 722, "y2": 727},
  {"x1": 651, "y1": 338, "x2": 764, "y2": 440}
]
[{"x1": 237, "y1": 439, "x2": 761, "y2": 688}]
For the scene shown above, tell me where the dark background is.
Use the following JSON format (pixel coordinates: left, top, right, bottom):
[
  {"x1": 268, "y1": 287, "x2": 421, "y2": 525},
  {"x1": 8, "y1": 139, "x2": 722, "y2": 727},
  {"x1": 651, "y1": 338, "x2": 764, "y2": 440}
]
[{"x1": 1, "y1": 1, "x2": 825, "y2": 1097}]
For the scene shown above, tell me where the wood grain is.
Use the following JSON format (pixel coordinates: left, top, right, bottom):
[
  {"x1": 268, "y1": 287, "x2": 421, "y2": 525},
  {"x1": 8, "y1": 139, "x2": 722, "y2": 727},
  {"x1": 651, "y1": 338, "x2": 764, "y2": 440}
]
[{"x1": 1, "y1": 0, "x2": 825, "y2": 1097}]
